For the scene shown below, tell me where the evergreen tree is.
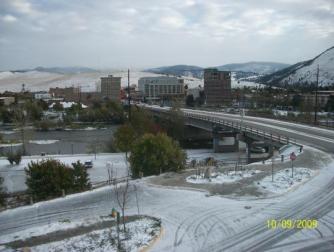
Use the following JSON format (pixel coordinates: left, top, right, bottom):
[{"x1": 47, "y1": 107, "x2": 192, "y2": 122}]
[
  {"x1": 25, "y1": 159, "x2": 91, "y2": 201},
  {"x1": 72, "y1": 161, "x2": 91, "y2": 191}
]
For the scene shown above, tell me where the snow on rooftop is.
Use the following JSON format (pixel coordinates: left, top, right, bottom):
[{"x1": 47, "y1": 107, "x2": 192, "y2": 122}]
[{"x1": 49, "y1": 101, "x2": 87, "y2": 109}]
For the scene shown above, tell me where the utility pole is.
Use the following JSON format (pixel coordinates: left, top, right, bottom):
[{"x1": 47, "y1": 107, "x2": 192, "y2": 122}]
[
  {"x1": 271, "y1": 156, "x2": 274, "y2": 182},
  {"x1": 314, "y1": 65, "x2": 319, "y2": 125},
  {"x1": 127, "y1": 69, "x2": 131, "y2": 121}
]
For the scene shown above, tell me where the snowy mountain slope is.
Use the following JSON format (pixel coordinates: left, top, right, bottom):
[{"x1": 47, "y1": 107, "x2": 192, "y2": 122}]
[
  {"x1": 259, "y1": 46, "x2": 334, "y2": 87},
  {"x1": 12, "y1": 66, "x2": 98, "y2": 74},
  {"x1": 0, "y1": 70, "x2": 164, "y2": 92},
  {"x1": 217, "y1": 62, "x2": 289, "y2": 75},
  {"x1": 146, "y1": 62, "x2": 289, "y2": 80},
  {"x1": 146, "y1": 65, "x2": 204, "y2": 79}
]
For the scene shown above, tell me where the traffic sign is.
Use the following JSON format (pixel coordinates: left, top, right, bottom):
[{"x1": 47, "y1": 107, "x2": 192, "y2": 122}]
[{"x1": 290, "y1": 152, "x2": 297, "y2": 161}]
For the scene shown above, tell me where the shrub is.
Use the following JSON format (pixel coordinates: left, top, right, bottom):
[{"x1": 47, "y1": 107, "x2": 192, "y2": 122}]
[
  {"x1": 25, "y1": 159, "x2": 91, "y2": 201},
  {"x1": 6, "y1": 151, "x2": 22, "y2": 165},
  {"x1": 129, "y1": 133, "x2": 186, "y2": 178}
]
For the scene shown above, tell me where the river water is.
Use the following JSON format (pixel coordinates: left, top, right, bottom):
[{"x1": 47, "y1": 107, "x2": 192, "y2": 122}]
[{"x1": 0, "y1": 127, "x2": 117, "y2": 155}]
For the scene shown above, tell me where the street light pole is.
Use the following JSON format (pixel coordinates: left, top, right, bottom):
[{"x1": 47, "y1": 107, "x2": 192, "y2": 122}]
[
  {"x1": 128, "y1": 69, "x2": 131, "y2": 122},
  {"x1": 314, "y1": 65, "x2": 319, "y2": 125}
]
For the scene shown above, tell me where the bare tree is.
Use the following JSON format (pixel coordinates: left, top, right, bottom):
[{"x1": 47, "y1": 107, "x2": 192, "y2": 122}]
[{"x1": 115, "y1": 177, "x2": 130, "y2": 232}]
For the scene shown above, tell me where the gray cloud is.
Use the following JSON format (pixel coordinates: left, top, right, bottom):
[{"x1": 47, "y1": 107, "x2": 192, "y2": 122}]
[{"x1": 0, "y1": 0, "x2": 333, "y2": 70}]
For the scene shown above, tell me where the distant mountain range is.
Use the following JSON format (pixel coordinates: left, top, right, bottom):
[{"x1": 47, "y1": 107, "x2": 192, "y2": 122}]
[
  {"x1": 12, "y1": 66, "x2": 98, "y2": 74},
  {"x1": 216, "y1": 62, "x2": 289, "y2": 75},
  {"x1": 257, "y1": 46, "x2": 334, "y2": 87},
  {"x1": 145, "y1": 62, "x2": 290, "y2": 80},
  {"x1": 145, "y1": 65, "x2": 204, "y2": 79}
]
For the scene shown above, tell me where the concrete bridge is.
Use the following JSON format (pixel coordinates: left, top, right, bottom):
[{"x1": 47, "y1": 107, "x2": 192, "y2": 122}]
[
  {"x1": 141, "y1": 104, "x2": 334, "y2": 162},
  {"x1": 145, "y1": 105, "x2": 304, "y2": 163}
]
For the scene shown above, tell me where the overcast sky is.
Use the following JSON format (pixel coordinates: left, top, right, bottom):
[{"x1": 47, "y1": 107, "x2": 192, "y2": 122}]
[{"x1": 0, "y1": 0, "x2": 333, "y2": 70}]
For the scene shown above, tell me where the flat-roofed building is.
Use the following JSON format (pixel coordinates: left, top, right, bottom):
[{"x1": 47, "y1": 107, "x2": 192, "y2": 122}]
[
  {"x1": 204, "y1": 68, "x2": 231, "y2": 105},
  {"x1": 49, "y1": 87, "x2": 80, "y2": 102},
  {"x1": 100, "y1": 75, "x2": 121, "y2": 101},
  {"x1": 138, "y1": 76, "x2": 184, "y2": 102},
  {"x1": 302, "y1": 90, "x2": 334, "y2": 109}
]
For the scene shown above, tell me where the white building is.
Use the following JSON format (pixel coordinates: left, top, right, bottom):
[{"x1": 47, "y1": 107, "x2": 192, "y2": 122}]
[
  {"x1": 138, "y1": 76, "x2": 184, "y2": 101},
  {"x1": 34, "y1": 91, "x2": 51, "y2": 101}
]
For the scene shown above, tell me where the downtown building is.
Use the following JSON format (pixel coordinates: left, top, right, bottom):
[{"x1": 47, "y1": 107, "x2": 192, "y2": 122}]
[
  {"x1": 204, "y1": 68, "x2": 231, "y2": 106},
  {"x1": 100, "y1": 75, "x2": 121, "y2": 101},
  {"x1": 138, "y1": 76, "x2": 184, "y2": 103}
]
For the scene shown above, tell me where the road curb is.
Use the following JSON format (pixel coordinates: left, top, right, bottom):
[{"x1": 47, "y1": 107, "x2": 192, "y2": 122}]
[{"x1": 139, "y1": 226, "x2": 164, "y2": 252}]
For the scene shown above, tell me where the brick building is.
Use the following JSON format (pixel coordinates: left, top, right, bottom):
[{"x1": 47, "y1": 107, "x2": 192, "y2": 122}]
[
  {"x1": 204, "y1": 68, "x2": 231, "y2": 106},
  {"x1": 100, "y1": 75, "x2": 121, "y2": 101}
]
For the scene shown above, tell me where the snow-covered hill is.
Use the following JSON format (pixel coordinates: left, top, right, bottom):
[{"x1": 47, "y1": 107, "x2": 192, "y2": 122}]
[
  {"x1": 145, "y1": 65, "x2": 204, "y2": 79},
  {"x1": 259, "y1": 46, "x2": 334, "y2": 87},
  {"x1": 217, "y1": 62, "x2": 289, "y2": 75},
  {"x1": 0, "y1": 70, "x2": 163, "y2": 92}
]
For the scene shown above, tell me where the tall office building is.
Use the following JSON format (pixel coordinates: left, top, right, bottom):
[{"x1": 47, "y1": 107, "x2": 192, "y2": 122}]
[
  {"x1": 138, "y1": 76, "x2": 184, "y2": 102},
  {"x1": 100, "y1": 75, "x2": 121, "y2": 101},
  {"x1": 204, "y1": 68, "x2": 231, "y2": 105}
]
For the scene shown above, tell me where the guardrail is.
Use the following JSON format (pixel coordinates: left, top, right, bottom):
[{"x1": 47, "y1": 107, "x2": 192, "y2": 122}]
[{"x1": 183, "y1": 112, "x2": 300, "y2": 146}]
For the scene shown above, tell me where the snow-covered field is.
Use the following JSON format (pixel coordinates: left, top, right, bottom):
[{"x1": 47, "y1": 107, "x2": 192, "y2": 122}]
[
  {"x1": 0, "y1": 153, "x2": 129, "y2": 193},
  {"x1": 186, "y1": 170, "x2": 262, "y2": 184},
  {"x1": 256, "y1": 168, "x2": 315, "y2": 195},
  {"x1": 0, "y1": 149, "x2": 243, "y2": 193}
]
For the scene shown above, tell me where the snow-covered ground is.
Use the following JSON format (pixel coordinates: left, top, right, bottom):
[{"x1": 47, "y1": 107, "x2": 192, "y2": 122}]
[
  {"x1": 0, "y1": 149, "x2": 243, "y2": 193},
  {"x1": 186, "y1": 170, "x2": 262, "y2": 184},
  {"x1": 0, "y1": 215, "x2": 160, "y2": 252},
  {"x1": 29, "y1": 140, "x2": 59, "y2": 145},
  {"x1": 0, "y1": 153, "x2": 129, "y2": 193},
  {"x1": 31, "y1": 218, "x2": 159, "y2": 252},
  {"x1": 0, "y1": 147, "x2": 332, "y2": 252},
  {"x1": 256, "y1": 168, "x2": 315, "y2": 195},
  {"x1": 0, "y1": 143, "x2": 22, "y2": 148},
  {"x1": 0, "y1": 215, "x2": 114, "y2": 244}
]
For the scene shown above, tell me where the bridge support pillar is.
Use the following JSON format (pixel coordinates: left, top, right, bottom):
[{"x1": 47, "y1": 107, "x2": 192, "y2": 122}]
[{"x1": 213, "y1": 130, "x2": 239, "y2": 153}]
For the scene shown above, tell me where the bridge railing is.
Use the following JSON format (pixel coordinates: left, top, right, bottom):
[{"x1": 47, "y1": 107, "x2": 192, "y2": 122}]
[{"x1": 183, "y1": 112, "x2": 299, "y2": 146}]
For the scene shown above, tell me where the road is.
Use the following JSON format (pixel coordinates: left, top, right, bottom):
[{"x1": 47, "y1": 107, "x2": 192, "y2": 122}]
[{"x1": 1, "y1": 107, "x2": 334, "y2": 251}]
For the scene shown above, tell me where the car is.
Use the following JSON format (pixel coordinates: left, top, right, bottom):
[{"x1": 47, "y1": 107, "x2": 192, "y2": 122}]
[
  {"x1": 84, "y1": 160, "x2": 93, "y2": 169},
  {"x1": 250, "y1": 146, "x2": 266, "y2": 153}
]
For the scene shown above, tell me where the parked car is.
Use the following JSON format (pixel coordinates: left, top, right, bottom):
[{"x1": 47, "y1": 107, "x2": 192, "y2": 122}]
[{"x1": 84, "y1": 160, "x2": 93, "y2": 169}]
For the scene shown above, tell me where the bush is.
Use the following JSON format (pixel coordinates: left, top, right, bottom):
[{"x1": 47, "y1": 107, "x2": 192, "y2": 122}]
[
  {"x1": 129, "y1": 133, "x2": 186, "y2": 178},
  {"x1": 25, "y1": 159, "x2": 91, "y2": 201},
  {"x1": 6, "y1": 151, "x2": 22, "y2": 165}
]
